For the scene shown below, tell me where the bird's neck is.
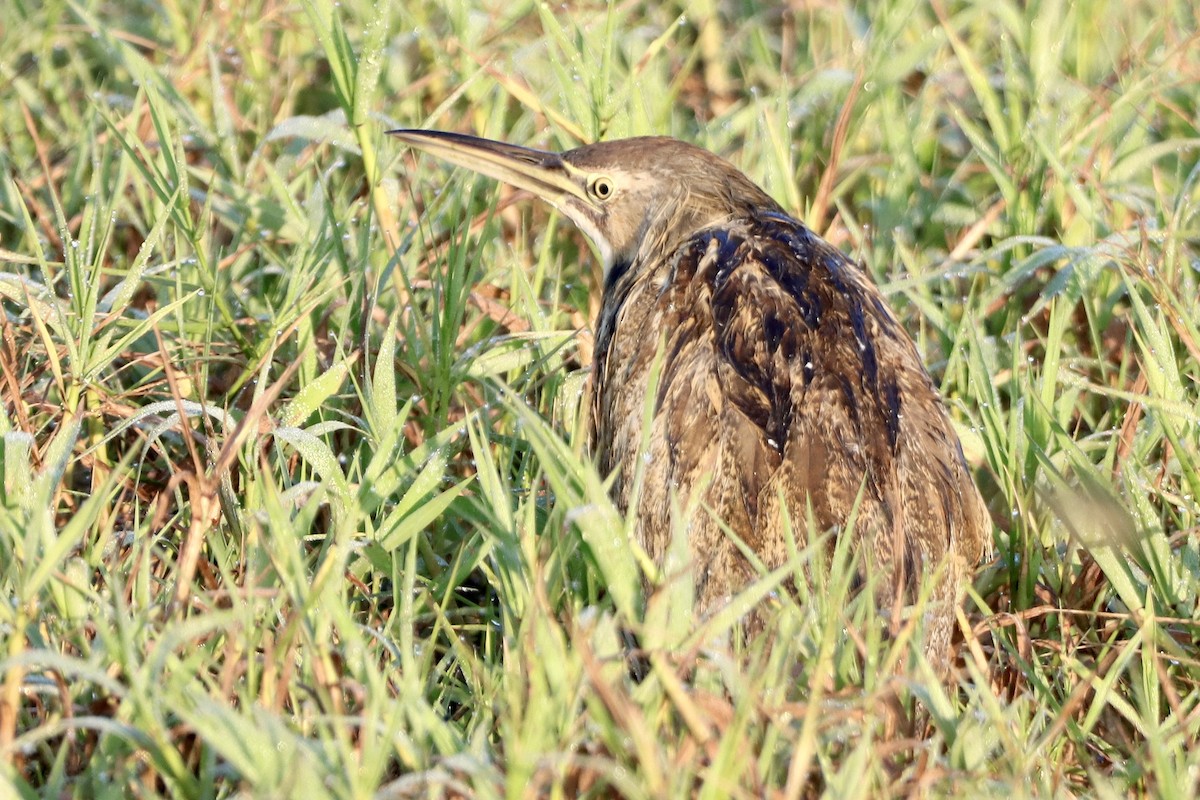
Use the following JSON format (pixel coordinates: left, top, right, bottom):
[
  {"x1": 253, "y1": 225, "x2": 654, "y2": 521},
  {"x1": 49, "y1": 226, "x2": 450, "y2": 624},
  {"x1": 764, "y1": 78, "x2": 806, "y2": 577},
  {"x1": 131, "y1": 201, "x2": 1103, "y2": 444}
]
[{"x1": 604, "y1": 256, "x2": 635, "y2": 293}]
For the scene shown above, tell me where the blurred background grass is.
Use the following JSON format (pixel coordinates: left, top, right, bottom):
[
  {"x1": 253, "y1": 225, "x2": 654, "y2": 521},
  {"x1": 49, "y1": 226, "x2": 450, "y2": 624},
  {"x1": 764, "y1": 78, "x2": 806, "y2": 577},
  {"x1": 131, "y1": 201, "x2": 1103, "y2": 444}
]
[{"x1": 1, "y1": 0, "x2": 1198, "y2": 796}]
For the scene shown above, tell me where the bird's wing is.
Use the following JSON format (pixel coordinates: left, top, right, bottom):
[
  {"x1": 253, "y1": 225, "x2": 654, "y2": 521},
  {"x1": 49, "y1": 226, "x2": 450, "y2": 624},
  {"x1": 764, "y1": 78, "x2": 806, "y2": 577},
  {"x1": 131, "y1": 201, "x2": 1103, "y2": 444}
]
[
  {"x1": 700, "y1": 211, "x2": 990, "y2": 593},
  {"x1": 590, "y1": 210, "x2": 989, "y2": 610}
]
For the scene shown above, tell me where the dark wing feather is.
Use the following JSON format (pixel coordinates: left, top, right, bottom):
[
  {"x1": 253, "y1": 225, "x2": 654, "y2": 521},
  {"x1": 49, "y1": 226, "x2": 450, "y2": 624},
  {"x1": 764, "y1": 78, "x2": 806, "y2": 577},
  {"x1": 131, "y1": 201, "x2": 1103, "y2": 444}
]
[
  {"x1": 714, "y1": 212, "x2": 990, "y2": 596},
  {"x1": 591, "y1": 210, "x2": 990, "y2": 642}
]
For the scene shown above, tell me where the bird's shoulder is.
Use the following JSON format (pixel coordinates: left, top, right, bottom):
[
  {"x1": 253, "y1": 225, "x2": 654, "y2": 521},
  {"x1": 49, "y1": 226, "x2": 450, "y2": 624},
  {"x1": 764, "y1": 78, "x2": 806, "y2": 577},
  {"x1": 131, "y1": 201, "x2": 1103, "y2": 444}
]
[
  {"x1": 670, "y1": 209, "x2": 924, "y2": 446},
  {"x1": 670, "y1": 210, "x2": 984, "y2": 532},
  {"x1": 667, "y1": 209, "x2": 984, "y2": 554},
  {"x1": 593, "y1": 207, "x2": 988, "y2": 565}
]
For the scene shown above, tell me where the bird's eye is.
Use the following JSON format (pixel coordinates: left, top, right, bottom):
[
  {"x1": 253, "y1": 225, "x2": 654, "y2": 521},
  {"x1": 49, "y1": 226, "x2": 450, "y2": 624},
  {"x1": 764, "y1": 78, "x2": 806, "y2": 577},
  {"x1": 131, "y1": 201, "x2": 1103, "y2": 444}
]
[{"x1": 588, "y1": 175, "x2": 615, "y2": 200}]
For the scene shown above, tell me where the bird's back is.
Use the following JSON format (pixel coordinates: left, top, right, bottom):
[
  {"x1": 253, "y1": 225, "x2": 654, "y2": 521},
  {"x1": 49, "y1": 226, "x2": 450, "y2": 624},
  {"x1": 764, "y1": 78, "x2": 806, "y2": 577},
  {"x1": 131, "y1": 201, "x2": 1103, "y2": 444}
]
[{"x1": 592, "y1": 206, "x2": 991, "y2": 653}]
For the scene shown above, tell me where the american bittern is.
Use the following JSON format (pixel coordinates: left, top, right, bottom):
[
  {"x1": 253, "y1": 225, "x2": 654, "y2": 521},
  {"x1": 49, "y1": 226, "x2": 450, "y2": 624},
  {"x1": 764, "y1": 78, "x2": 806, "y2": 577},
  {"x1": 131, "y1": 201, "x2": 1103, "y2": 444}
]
[{"x1": 392, "y1": 130, "x2": 992, "y2": 659}]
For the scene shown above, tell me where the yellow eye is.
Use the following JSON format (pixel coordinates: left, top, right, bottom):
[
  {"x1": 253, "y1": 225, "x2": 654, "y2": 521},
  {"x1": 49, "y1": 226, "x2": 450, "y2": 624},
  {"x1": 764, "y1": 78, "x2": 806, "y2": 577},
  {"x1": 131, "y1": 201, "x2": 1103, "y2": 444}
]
[{"x1": 588, "y1": 175, "x2": 615, "y2": 200}]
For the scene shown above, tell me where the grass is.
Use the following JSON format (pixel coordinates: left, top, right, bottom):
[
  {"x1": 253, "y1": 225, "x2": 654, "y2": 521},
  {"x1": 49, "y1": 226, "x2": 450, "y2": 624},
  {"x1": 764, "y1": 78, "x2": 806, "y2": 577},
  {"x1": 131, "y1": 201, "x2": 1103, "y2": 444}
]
[{"x1": 1, "y1": 0, "x2": 1198, "y2": 795}]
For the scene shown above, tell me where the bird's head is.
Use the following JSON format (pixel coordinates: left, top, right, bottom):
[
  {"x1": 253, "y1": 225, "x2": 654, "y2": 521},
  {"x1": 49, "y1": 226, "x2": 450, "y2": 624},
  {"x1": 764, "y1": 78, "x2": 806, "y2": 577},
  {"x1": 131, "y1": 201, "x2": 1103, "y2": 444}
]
[{"x1": 390, "y1": 130, "x2": 780, "y2": 284}]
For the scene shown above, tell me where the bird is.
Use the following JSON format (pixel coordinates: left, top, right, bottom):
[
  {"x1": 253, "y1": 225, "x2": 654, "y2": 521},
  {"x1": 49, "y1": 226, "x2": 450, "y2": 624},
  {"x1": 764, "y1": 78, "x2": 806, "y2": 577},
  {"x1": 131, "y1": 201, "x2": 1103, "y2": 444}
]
[{"x1": 391, "y1": 129, "x2": 992, "y2": 662}]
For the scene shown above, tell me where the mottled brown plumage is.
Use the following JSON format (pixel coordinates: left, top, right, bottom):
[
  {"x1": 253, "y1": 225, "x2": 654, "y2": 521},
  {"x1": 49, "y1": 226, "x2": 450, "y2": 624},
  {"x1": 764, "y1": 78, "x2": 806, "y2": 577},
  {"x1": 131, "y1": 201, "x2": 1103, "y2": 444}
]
[{"x1": 392, "y1": 130, "x2": 992, "y2": 660}]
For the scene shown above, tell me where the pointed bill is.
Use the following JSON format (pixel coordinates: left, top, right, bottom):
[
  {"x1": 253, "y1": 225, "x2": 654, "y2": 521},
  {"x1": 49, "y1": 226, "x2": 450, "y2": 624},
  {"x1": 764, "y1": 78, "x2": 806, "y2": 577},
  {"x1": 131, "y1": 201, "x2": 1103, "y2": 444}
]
[{"x1": 389, "y1": 129, "x2": 589, "y2": 209}]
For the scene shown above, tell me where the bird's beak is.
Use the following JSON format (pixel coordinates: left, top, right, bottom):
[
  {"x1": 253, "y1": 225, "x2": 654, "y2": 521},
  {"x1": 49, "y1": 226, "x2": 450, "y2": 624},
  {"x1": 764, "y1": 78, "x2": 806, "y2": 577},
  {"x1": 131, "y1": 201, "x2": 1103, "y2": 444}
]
[{"x1": 389, "y1": 129, "x2": 589, "y2": 209}]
